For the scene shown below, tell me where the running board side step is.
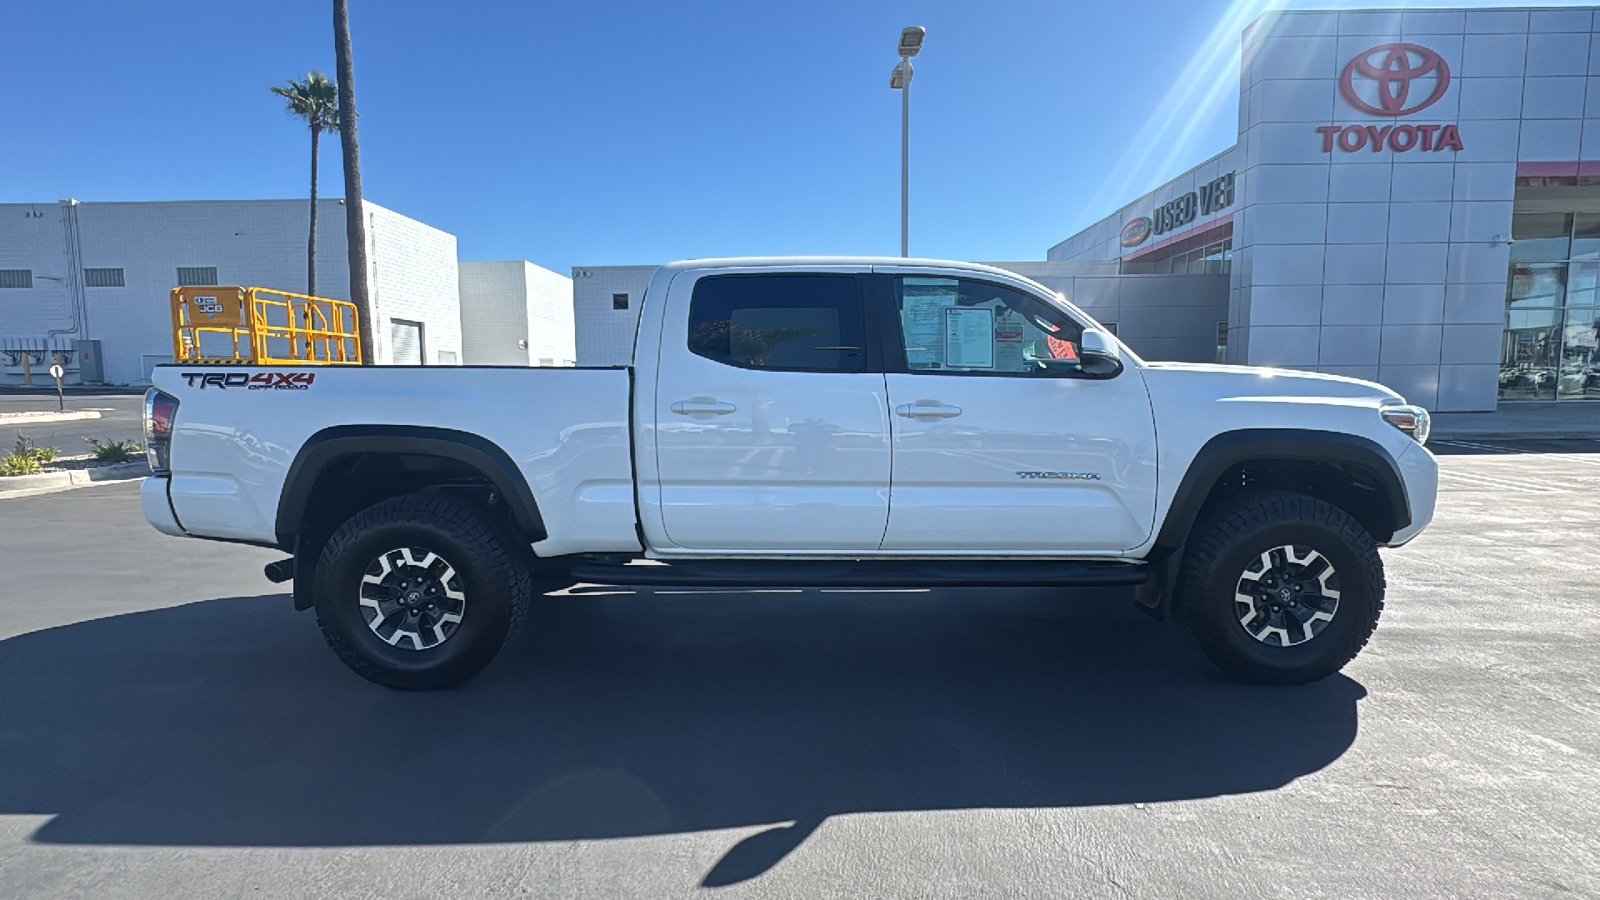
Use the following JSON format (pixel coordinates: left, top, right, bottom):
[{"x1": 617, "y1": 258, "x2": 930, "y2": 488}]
[{"x1": 566, "y1": 559, "x2": 1146, "y2": 588}]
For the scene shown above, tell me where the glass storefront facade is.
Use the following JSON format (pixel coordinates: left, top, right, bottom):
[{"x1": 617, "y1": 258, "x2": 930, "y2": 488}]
[
  {"x1": 1120, "y1": 234, "x2": 1233, "y2": 275},
  {"x1": 1049, "y1": 9, "x2": 1600, "y2": 412},
  {"x1": 1503, "y1": 210, "x2": 1600, "y2": 402}
]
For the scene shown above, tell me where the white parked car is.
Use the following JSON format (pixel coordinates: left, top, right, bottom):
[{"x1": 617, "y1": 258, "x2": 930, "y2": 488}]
[{"x1": 140, "y1": 258, "x2": 1437, "y2": 689}]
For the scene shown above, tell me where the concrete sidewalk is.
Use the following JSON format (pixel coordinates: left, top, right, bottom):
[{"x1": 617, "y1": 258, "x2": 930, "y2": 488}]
[
  {"x1": 0, "y1": 460, "x2": 149, "y2": 499},
  {"x1": 0, "y1": 410, "x2": 102, "y2": 425},
  {"x1": 1431, "y1": 402, "x2": 1600, "y2": 440}
]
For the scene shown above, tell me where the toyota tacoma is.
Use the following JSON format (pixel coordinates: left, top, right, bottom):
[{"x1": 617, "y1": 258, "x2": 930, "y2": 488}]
[{"x1": 140, "y1": 258, "x2": 1437, "y2": 689}]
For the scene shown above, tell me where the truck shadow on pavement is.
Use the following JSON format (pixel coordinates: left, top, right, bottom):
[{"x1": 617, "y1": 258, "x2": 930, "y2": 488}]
[{"x1": 0, "y1": 586, "x2": 1365, "y2": 886}]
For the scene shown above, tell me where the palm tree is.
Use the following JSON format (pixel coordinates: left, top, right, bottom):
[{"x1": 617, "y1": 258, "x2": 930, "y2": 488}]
[
  {"x1": 269, "y1": 72, "x2": 339, "y2": 297},
  {"x1": 333, "y1": 0, "x2": 375, "y2": 364}
]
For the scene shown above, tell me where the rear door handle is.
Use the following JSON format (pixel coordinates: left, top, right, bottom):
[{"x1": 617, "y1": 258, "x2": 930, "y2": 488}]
[
  {"x1": 896, "y1": 401, "x2": 962, "y2": 419},
  {"x1": 671, "y1": 398, "x2": 737, "y2": 416}
]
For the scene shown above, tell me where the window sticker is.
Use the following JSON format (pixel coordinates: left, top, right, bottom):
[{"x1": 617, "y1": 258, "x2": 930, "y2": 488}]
[
  {"x1": 994, "y1": 307, "x2": 1025, "y2": 369},
  {"x1": 901, "y1": 278, "x2": 956, "y2": 369},
  {"x1": 944, "y1": 306, "x2": 995, "y2": 369},
  {"x1": 1046, "y1": 332, "x2": 1079, "y2": 360}
]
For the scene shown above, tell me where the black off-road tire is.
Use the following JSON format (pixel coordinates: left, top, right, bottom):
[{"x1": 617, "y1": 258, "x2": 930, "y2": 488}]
[
  {"x1": 1175, "y1": 490, "x2": 1384, "y2": 685},
  {"x1": 313, "y1": 493, "x2": 532, "y2": 690}
]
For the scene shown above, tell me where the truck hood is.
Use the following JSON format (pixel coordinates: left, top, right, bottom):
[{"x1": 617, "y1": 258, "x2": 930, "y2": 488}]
[{"x1": 1141, "y1": 362, "x2": 1409, "y2": 406}]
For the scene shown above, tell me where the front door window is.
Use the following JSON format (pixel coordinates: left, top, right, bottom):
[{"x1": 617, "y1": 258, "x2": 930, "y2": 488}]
[{"x1": 892, "y1": 277, "x2": 1086, "y2": 377}]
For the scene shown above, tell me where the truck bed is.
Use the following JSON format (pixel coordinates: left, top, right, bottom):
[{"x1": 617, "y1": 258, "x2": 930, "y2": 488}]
[{"x1": 150, "y1": 365, "x2": 641, "y2": 556}]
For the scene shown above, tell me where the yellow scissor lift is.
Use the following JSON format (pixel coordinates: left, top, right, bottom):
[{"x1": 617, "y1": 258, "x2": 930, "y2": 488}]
[{"x1": 172, "y1": 286, "x2": 363, "y2": 365}]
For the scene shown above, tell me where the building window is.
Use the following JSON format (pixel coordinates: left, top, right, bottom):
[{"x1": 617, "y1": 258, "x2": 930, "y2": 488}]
[
  {"x1": 1502, "y1": 210, "x2": 1600, "y2": 401},
  {"x1": 1216, "y1": 321, "x2": 1229, "y2": 364},
  {"x1": 1101, "y1": 321, "x2": 1118, "y2": 336},
  {"x1": 176, "y1": 266, "x2": 218, "y2": 287},
  {"x1": 612, "y1": 293, "x2": 629, "y2": 310},
  {"x1": 84, "y1": 268, "x2": 125, "y2": 288},
  {"x1": 0, "y1": 270, "x2": 33, "y2": 289},
  {"x1": 1119, "y1": 233, "x2": 1232, "y2": 275}
]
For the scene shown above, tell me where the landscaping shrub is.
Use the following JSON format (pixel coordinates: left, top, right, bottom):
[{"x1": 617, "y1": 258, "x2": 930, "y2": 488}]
[
  {"x1": 85, "y1": 437, "x2": 144, "y2": 464},
  {"x1": 0, "y1": 434, "x2": 59, "y2": 477}
]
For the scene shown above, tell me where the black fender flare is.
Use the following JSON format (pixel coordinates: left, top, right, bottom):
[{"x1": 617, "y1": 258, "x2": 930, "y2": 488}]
[
  {"x1": 274, "y1": 425, "x2": 547, "y2": 548},
  {"x1": 1153, "y1": 429, "x2": 1410, "y2": 555},
  {"x1": 1133, "y1": 429, "x2": 1409, "y2": 619}
]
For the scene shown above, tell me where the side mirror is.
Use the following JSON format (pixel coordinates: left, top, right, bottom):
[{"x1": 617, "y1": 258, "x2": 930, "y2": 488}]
[{"x1": 1078, "y1": 329, "x2": 1124, "y2": 379}]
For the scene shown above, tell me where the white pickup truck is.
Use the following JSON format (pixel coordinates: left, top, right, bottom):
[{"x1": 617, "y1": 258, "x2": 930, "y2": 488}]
[{"x1": 140, "y1": 258, "x2": 1437, "y2": 690}]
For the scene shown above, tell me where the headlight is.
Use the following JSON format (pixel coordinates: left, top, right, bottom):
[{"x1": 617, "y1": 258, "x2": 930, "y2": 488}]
[{"x1": 1380, "y1": 404, "x2": 1430, "y2": 445}]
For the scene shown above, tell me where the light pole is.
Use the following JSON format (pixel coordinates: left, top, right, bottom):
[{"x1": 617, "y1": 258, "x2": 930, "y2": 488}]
[{"x1": 891, "y1": 26, "x2": 925, "y2": 258}]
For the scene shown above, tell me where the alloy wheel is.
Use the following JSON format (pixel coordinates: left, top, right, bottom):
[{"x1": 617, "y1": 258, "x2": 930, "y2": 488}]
[
  {"x1": 1233, "y1": 544, "x2": 1340, "y2": 647},
  {"x1": 358, "y1": 547, "x2": 467, "y2": 651}
]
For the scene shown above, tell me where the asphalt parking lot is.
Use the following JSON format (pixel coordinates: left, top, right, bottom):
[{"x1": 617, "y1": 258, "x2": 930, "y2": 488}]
[
  {"x1": 0, "y1": 391, "x2": 145, "y2": 452},
  {"x1": 0, "y1": 449, "x2": 1597, "y2": 899}
]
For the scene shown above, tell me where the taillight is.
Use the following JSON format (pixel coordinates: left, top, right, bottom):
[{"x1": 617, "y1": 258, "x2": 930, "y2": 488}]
[{"x1": 143, "y1": 388, "x2": 179, "y2": 474}]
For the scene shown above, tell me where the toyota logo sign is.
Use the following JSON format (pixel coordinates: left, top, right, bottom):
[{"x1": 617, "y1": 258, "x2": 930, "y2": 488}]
[
  {"x1": 1317, "y1": 42, "x2": 1463, "y2": 154},
  {"x1": 1339, "y1": 43, "x2": 1450, "y2": 116}
]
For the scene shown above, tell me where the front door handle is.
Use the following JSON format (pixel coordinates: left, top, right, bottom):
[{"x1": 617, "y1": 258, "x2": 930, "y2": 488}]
[
  {"x1": 671, "y1": 398, "x2": 737, "y2": 416},
  {"x1": 896, "y1": 401, "x2": 963, "y2": 419}
]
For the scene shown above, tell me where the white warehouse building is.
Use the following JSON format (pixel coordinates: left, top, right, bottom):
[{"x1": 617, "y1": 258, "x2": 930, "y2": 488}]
[
  {"x1": 571, "y1": 265, "x2": 658, "y2": 367},
  {"x1": 0, "y1": 198, "x2": 572, "y2": 384},
  {"x1": 458, "y1": 261, "x2": 576, "y2": 367}
]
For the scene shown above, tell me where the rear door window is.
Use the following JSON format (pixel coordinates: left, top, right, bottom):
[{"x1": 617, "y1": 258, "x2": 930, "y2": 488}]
[{"x1": 687, "y1": 274, "x2": 868, "y2": 372}]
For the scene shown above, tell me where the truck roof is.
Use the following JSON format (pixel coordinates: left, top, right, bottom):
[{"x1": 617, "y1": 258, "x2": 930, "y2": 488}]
[
  {"x1": 649, "y1": 257, "x2": 1073, "y2": 323},
  {"x1": 659, "y1": 257, "x2": 1033, "y2": 281}
]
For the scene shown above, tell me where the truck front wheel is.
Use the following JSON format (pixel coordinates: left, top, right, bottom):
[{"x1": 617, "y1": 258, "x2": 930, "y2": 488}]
[
  {"x1": 1176, "y1": 490, "x2": 1384, "y2": 685},
  {"x1": 312, "y1": 493, "x2": 530, "y2": 690}
]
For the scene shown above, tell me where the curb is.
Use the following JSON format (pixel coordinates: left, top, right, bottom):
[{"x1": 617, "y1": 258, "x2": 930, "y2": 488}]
[
  {"x1": 0, "y1": 460, "x2": 150, "y2": 499},
  {"x1": 1431, "y1": 432, "x2": 1600, "y2": 442},
  {"x1": 0, "y1": 386, "x2": 147, "y2": 396},
  {"x1": 0, "y1": 410, "x2": 103, "y2": 425}
]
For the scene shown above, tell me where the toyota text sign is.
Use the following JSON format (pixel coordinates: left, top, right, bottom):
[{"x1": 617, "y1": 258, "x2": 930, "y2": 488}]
[{"x1": 1316, "y1": 43, "x2": 1463, "y2": 154}]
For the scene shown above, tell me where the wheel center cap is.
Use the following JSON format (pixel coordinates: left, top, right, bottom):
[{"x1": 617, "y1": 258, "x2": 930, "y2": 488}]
[
  {"x1": 1277, "y1": 586, "x2": 1293, "y2": 604},
  {"x1": 405, "y1": 591, "x2": 422, "y2": 604}
]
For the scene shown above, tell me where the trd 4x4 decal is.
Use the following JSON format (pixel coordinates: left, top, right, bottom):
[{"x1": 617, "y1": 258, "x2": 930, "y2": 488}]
[{"x1": 181, "y1": 372, "x2": 316, "y2": 391}]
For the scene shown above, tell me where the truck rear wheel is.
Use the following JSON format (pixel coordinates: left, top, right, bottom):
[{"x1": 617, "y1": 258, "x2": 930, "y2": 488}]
[
  {"x1": 1176, "y1": 490, "x2": 1384, "y2": 685},
  {"x1": 312, "y1": 493, "x2": 530, "y2": 690}
]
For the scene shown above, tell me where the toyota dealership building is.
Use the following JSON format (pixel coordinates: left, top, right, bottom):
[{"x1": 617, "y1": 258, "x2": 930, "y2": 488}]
[
  {"x1": 1050, "y1": 5, "x2": 1600, "y2": 411},
  {"x1": 573, "y1": 6, "x2": 1600, "y2": 412}
]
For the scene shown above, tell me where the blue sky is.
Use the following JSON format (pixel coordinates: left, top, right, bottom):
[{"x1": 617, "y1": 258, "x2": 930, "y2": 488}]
[{"x1": 3, "y1": 0, "x2": 1566, "y2": 270}]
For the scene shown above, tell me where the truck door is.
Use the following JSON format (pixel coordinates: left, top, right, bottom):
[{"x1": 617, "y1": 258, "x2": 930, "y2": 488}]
[
  {"x1": 651, "y1": 269, "x2": 892, "y2": 551},
  {"x1": 875, "y1": 270, "x2": 1158, "y2": 553}
]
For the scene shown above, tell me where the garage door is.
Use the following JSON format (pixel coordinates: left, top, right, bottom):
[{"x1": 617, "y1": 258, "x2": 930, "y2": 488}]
[{"x1": 390, "y1": 319, "x2": 425, "y2": 366}]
